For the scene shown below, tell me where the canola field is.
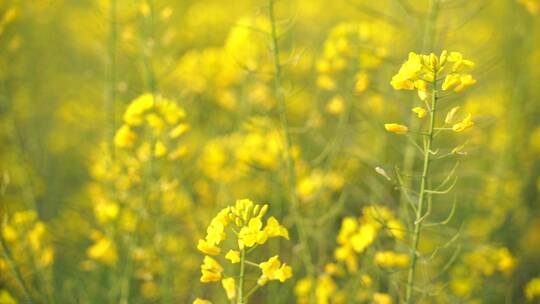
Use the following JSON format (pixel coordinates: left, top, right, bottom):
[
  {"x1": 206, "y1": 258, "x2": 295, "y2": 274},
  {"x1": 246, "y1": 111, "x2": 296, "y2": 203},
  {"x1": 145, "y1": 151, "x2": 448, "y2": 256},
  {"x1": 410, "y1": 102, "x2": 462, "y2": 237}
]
[{"x1": 1, "y1": 0, "x2": 540, "y2": 303}]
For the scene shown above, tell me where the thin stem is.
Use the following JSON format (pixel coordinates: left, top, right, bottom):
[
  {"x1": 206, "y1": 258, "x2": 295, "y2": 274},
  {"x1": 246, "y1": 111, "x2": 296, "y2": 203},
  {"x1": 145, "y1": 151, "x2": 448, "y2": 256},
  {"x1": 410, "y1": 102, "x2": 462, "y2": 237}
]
[
  {"x1": 237, "y1": 249, "x2": 246, "y2": 304},
  {"x1": 0, "y1": 235, "x2": 35, "y2": 304},
  {"x1": 405, "y1": 74, "x2": 438, "y2": 303},
  {"x1": 267, "y1": 0, "x2": 316, "y2": 300},
  {"x1": 105, "y1": 0, "x2": 118, "y2": 153},
  {"x1": 399, "y1": 0, "x2": 439, "y2": 228},
  {"x1": 243, "y1": 284, "x2": 261, "y2": 302}
]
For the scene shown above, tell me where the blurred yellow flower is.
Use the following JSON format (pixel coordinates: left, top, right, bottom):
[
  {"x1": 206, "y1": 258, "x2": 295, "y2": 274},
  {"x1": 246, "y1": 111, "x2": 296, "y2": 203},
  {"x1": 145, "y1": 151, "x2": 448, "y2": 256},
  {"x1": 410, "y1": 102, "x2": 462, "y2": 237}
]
[
  {"x1": 326, "y1": 96, "x2": 345, "y2": 114},
  {"x1": 525, "y1": 277, "x2": 540, "y2": 300},
  {"x1": 87, "y1": 235, "x2": 117, "y2": 266},
  {"x1": 221, "y1": 277, "x2": 236, "y2": 300},
  {"x1": 373, "y1": 293, "x2": 393, "y2": 304},
  {"x1": 452, "y1": 114, "x2": 474, "y2": 132},
  {"x1": 374, "y1": 251, "x2": 409, "y2": 268},
  {"x1": 114, "y1": 125, "x2": 137, "y2": 148},
  {"x1": 412, "y1": 106, "x2": 427, "y2": 118},
  {"x1": 384, "y1": 123, "x2": 409, "y2": 134}
]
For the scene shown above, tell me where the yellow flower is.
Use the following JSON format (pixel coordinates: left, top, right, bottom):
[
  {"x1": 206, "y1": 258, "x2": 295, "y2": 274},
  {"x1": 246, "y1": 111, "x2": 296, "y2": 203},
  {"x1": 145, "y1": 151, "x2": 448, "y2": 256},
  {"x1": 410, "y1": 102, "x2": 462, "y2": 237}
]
[
  {"x1": 200, "y1": 256, "x2": 223, "y2": 283},
  {"x1": 390, "y1": 52, "x2": 422, "y2": 90},
  {"x1": 525, "y1": 277, "x2": 540, "y2": 300},
  {"x1": 337, "y1": 217, "x2": 358, "y2": 244},
  {"x1": 193, "y1": 298, "x2": 212, "y2": 304},
  {"x1": 123, "y1": 94, "x2": 154, "y2": 126},
  {"x1": 384, "y1": 123, "x2": 408, "y2": 135},
  {"x1": 158, "y1": 100, "x2": 186, "y2": 124},
  {"x1": 197, "y1": 239, "x2": 221, "y2": 255},
  {"x1": 146, "y1": 113, "x2": 165, "y2": 134},
  {"x1": 519, "y1": 0, "x2": 540, "y2": 14},
  {"x1": 373, "y1": 293, "x2": 393, "y2": 304},
  {"x1": 386, "y1": 219, "x2": 405, "y2": 240},
  {"x1": 452, "y1": 114, "x2": 474, "y2": 132},
  {"x1": 350, "y1": 224, "x2": 376, "y2": 253},
  {"x1": 28, "y1": 222, "x2": 45, "y2": 251},
  {"x1": 94, "y1": 202, "x2": 119, "y2": 223},
  {"x1": 447, "y1": 52, "x2": 475, "y2": 72},
  {"x1": 355, "y1": 72, "x2": 369, "y2": 93},
  {"x1": 411, "y1": 107, "x2": 427, "y2": 118},
  {"x1": 326, "y1": 96, "x2": 345, "y2": 114},
  {"x1": 2, "y1": 224, "x2": 17, "y2": 242},
  {"x1": 454, "y1": 74, "x2": 476, "y2": 92},
  {"x1": 225, "y1": 250, "x2": 240, "y2": 263},
  {"x1": 154, "y1": 140, "x2": 167, "y2": 157},
  {"x1": 334, "y1": 245, "x2": 358, "y2": 273},
  {"x1": 294, "y1": 277, "x2": 313, "y2": 299},
  {"x1": 38, "y1": 246, "x2": 55, "y2": 268},
  {"x1": 258, "y1": 255, "x2": 293, "y2": 284},
  {"x1": 414, "y1": 79, "x2": 429, "y2": 100},
  {"x1": 221, "y1": 277, "x2": 236, "y2": 300},
  {"x1": 169, "y1": 123, "x2": 190, "y2": 138},
  {"x1": 442, "y1": 74, "x2": 461, "y2": 91},
  {"x1": 496, "y1": 248, "x2": 515, "y2": 274},
  {"x1": 374, "y1": 251, "x2": 409, "y2": 268},
  {"x1": 238, "y1": 217, "x2": 268, "y2": 248},
  {"x1": 87, "y1": 235, "x2": 117, "y2": 266},
  {"x1": 263, "y1": 216, "x2": 289, "y2": 240},
  {"x1": 315, "y1": 275, "x2": 337, "y2": 304},
  {"x1": 114, "y1": 125, "x2": 137, "y2": 148},
  {"x1": 317, "y1": 74, "x2": 336, "y2": 91},
  {"x1": 205, "y1": 219, "x2": 226, "y2": 246}
]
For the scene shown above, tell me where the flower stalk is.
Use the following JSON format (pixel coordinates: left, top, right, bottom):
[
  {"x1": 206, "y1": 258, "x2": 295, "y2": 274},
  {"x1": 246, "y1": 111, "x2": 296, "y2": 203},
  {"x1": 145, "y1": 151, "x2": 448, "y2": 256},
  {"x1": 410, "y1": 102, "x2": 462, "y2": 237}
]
[
  {"x1": 238, "y1": 249, "x2": 246, "y2": 304},
  {"x1": 405, "y1": 74, "x2": 438, "y2": 303},
  {"x1": 267, "y1": 0, "x2": 315, "y2": 299}
]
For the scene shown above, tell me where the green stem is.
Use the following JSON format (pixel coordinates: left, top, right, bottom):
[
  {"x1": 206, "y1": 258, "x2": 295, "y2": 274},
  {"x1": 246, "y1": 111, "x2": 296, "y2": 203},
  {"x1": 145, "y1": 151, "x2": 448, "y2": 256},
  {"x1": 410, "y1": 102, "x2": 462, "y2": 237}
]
[
  {"x1": 243, "y1": 284, "x2": 260, "y2": 302},
  {"x1": 267, "y1": 0, "x2": 316, "y2": 301},
  {"x1": 405, "y1": 77, "x2": 438, "y2": 303},
  {"x1": 0, "y1": 236, "x2": 35, "y2": 304},
  {"x1": 399, "y1": 0, "x2": 439, "y2": 225},
  {"x1": 105, "y1": 0, "x2": 118, "y2": 152},
  {"x1": 238, "y1": 249, "x2": 246, "y2": 304}
]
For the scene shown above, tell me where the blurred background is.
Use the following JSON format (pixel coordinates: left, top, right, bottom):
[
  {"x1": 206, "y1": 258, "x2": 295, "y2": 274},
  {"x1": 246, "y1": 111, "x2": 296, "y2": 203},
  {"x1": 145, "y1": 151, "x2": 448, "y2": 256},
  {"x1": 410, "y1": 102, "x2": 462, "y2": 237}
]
[{"x1": 1, "y1": 0, "x2": 540, "y2": 303}]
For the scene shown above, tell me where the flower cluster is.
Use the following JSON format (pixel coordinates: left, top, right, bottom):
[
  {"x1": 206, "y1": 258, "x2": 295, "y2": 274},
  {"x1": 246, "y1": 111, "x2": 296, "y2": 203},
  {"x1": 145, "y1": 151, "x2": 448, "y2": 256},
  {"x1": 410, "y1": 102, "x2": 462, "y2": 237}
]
[
  {"x1": 195, "y1": 199, "x2": 292, "y2": 303},
  {"x1": 386, "y1": 51, "x2": 476, "y2": 135},
  {"x1": 335, "y1": 205, "x2": 405, "y2": 272},
  {"x1": 525, "y1": 277, "x2": 540, "y2": 301},
  {"x1": 316, "y1": 22, "x2": 391, "y2": 116},
  {"x1": 114, "y1": 93, "x2": 189, "y2": 160},
  {"x1": 295, "y1": 205, "x2": 405, "y2": 304},
  {"x1": 450, "y1": 245, "x2": 515, "y2": 299},
  {"x1": 1, "y1": 210, "x2": 55, "y2": 269},
  {"x1": 1, "y1": 210, "x2": 55, "y2": 297}
]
